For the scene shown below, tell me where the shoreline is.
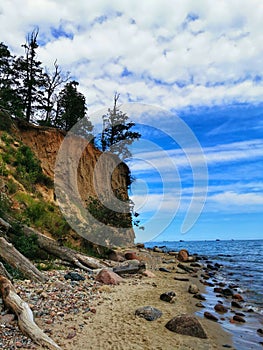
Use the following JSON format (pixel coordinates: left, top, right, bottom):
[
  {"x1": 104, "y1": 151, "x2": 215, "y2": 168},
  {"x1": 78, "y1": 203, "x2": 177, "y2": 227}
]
[{"x1": 1, "y1": 248, "x2": 234, "y2": 349}]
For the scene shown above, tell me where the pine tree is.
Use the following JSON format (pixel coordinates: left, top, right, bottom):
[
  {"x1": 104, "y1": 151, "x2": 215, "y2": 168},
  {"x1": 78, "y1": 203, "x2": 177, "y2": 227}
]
[
  {"x1": 0, "y1": 42, "x2": 23, "y2": 117},
  {"x1": 100, "y1": 93, "x2": 141, "y2": 160},
  {"x1": 55, "y1": 81, "x2": 88, "y2": 131},
  {"x1": 13, "y1": 28, "x2": 45, "y2": 122}
]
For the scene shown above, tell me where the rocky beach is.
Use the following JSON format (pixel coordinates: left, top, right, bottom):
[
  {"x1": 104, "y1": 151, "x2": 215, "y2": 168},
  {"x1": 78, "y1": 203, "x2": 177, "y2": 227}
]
[{"x1": 0, "y1": 246, "x2": 243, "y2": 350}]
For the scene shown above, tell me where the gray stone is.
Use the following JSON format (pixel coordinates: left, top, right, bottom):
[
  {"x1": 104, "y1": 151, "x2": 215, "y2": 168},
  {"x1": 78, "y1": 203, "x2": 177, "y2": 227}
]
[{"x1": 135, "y1": 306, "x2": 162, "y2": 321}]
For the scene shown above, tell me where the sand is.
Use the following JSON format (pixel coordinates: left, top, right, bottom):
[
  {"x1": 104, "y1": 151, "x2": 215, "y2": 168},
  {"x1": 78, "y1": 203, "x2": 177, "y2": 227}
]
[{"x1": 40, "y1": 250, "x2": 233, "y2": 350}]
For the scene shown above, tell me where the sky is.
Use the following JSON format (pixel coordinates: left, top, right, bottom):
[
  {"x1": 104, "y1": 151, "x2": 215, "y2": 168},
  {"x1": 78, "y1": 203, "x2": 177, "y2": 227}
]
[{"x1": 0, "y1": 0, "x2": 262, "y2": 242}]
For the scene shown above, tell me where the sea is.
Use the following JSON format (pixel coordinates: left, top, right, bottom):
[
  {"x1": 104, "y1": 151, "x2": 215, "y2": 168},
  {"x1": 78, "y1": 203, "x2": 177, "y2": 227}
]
[{"x1": 145, "y1": 239, "x2": 263, "y2": 350}]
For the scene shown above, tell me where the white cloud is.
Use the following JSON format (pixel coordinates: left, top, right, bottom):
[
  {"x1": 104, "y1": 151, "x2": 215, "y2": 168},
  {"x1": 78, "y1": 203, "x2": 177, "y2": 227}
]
[{"x1": 1, "y1": 0, "x2": 263, "y2": 112}]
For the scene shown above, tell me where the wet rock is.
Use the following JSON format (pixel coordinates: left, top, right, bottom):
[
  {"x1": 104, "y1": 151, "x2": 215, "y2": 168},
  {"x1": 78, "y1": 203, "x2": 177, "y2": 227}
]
[
  {"x1": 204, "y1": 311, "x2": 218, "y2": 322},
  {"x1": 222, "y1": 345, "x2": 232, "y2": 348},
  {"x1": 235, "y1": 312, "x2": 245, "y2": 317},
  {"x1": 188, "y1": 284, "x2": 199, "y2": 294},
  {"x1": 64, "y1": 272, "x2": 85, "y2": 281},
  {"x1": 190, "y1": 262, "x2": 202, "y2": 268},
  {"x1": 135, "y1": 306, "x2": 162, "y2": 321},
  {"x1": 195, "y1": 302, "x2": 205, "y2": 308},
  {"x1": 95, "y1": 269, "x2": 123, "y2": 285},
  {"x1": 231, "y1": 301, "x2": 242, "y2": 309},
  {"x1": 233, "y1": 315, "x2": 246, "y2": 323},
  {"x1": 160, "y1": 291, "x2": 176, "y2": 303},
  {"x1": 214, "y1": 287, "x2": 223, "y2": 293},
  {"x1": 222, "y1": 288, "x2": 234, "y2": 297},
  {"x1": 214, "y1": 304, "x2": 228, "y2": 313},
  {"x1": 257, "y1": 329, "x2": 263, "y2": 335},
  {"x1": 203, "y1": 281, "x2": 215, "y2": 287},
  {"x1": 232, "y1": 293, "x2": 244, "y2": 302},
  {"x1": 193, "y1": 293, "x2": 206, "y2": 301},
  {"x1": 178, "y1": 249, "x2": 189, "y2": 262},
  {"x1": 165, "y1": 314, "x2": 207, "y2": 339}
]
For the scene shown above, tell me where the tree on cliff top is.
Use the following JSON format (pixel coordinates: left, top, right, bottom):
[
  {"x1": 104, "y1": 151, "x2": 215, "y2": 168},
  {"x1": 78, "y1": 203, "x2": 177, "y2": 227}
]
[
  {"x1": 54, "y1": 80, "x2": 90, "y2": 132},
  {"x1": 100, "y1": 93, "x2": 141, "y2": 160}
]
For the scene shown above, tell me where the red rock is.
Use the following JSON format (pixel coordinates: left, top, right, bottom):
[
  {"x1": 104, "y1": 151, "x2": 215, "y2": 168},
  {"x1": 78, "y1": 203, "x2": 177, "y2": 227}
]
[
  {"x1": 90, "y1": 307, "x2": 96, "y2": 314},
  {"x1": 15, "y1": 342, "x2": 23, "y2": 348},
  {"x1": 214, "y1": 304, "x2": 228, "y2": 313},
  {"x1": 95, "y1": 269, "x2": 123, "y2": 285},
  {"x1": 178, "y1": 249, "x2": 189, "y2": 262},
  {"x1": 124, "y1": 252, "x2": 139, "y2": 260},
  {"x1": 231, "y1": 301, "x2": 242, "y2": 308},
  {"x1": 165, "y1": 314, "x2": 207, "y2": 338},
  {"x1": 142, "y1": 270, "x2": 156, "y2": 278},
  {"x1": 232, "y1": 293, "x2": 244, "y2": 302}
]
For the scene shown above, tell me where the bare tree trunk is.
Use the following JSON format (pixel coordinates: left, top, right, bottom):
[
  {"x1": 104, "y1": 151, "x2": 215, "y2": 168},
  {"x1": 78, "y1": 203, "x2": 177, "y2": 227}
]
[
  {"x1": 0, "y1": 237, "x2": 46, "y2": 282},
  {"x1": 0, "y1": 276, "x2": 61, "y2": 350},
  {"x1": 22, "y1": 225, "x2": 107, "y2": 271},
  {"x1": 0, "y1": 262, "x2": 12, "y2": 280}
]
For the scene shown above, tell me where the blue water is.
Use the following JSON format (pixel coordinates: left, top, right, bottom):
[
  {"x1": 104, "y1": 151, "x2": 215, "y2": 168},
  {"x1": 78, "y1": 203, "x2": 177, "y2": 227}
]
[{"x1": 145, "y1": 239, "x2": 263, "y2": 349}]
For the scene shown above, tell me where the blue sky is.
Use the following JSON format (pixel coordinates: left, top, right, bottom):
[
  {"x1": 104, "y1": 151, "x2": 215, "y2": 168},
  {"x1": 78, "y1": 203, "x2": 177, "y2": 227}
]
[{"x1": 0, "y1": 0, "x2": 262, "y2": 242}]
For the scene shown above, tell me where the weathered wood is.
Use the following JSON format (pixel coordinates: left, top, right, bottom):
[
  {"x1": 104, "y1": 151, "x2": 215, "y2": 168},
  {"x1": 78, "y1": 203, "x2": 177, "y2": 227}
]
[
  {"x1": 0, "y1": 217, "x2": 11, "y2": 231},
  {"x1": 0, "y1": 276, "x2": 61, "y2": 350},
  {"x1": 113, "y1": 262, "x2": 146, "y2": 276},
  {"x1": 0, "y1": 237, "x2": 47, "y2": 282},
  {"x1": 22, "y1": 225, "x2": 106, "y2": 271},
  {"x1": 0, "y1": 262, "x2": 12, "y2": 280}
]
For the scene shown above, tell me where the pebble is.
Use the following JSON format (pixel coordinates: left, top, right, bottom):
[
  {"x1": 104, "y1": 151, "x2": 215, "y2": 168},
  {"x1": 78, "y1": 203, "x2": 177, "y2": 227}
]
[{"x1": 0, "y1": 269, "x2": 102, "y2": 349}]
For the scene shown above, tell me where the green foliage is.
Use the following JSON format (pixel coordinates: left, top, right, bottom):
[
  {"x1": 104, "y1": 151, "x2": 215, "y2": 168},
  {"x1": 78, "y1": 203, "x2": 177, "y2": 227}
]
[
  {"x1": 14, "y1": 192, "x2": 70, "y2": 238},
  {"x1": 100, "y1": 93, "x2": 141, "y2": 160},
  {"x1": 6, "y1": 178, "x2": 18, "y2": 194},
  {"x1": 0, "y1": 191, "x2": 10, "y2": 216},
  {"x1": 0, "y1": 110, "x2": 12, "y2": 131},
  {"x1": 55, "y1": 80, "x2": 88, "y2": 131},
  {"x1": 13, "y1": 144, "x2": 53, "y2": 188},
  {"x1": 86, "y1": 194, "x2": 132, "y2": 228},
  {"x1": 0, "y1": 154, "x2": 8, "y2": 176}
]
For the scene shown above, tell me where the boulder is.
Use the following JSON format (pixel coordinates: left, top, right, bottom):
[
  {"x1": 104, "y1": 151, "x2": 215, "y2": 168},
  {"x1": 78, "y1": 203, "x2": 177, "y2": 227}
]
[
  {"x1": 231, "y1": 301, "x2": 242, "y2": 309},
  {"x1": 135, "y1": 306, "x2": 162, "y2": 321},
  {"x1": 95, "y1": 269, "x2": 123, "y2": 285},
  {"x1": 204, "y1": 311, "x2": 218, "y2": 322},
  {"x1": 124, "y1": 252, "x2": 140, "y2": 260},
  {"x1": 64, "y1": 272, "x2": 85, "y2": 281},
  {"x1": 153, "y1": 247, "x2": 163, "y2": 253},
  {"x1": 165, "y1": 314, "x2": 207, "y2": 339},
  {"x1": 193, "y1": 293, "x2": 206, "y2": 301},
  {"x1": 178, "y1": 249, "x2": 189, "y2": 262},
  {"x1": 188, "y1": 284, "x2": 199, "y2": 294},
  {"x1": 214, "y1": 304, "x2": 228, "y2": 313},
  {"x1": 108, "y1": 251, "x2": 125, "y2": 262},
  {"x1": 232, "y1": 293, "x2": 244, "y2": 302},
  {"x1": 233, "y1": 315, "x2": 246, "y2": 323},
  {"x1": 160, "y1": 291, "x2": 176, "y2": 303}
]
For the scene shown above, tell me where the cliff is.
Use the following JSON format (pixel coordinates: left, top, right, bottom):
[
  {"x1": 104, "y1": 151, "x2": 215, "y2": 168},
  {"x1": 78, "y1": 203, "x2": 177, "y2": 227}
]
[{"x1": 1, "y1": 117, "x2": 135, "y2": 247}]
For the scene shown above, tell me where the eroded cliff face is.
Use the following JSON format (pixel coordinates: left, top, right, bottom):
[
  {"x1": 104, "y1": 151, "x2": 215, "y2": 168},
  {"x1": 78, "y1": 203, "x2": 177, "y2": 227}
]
[{"x1": 15, "y1": 121, "x2": 135, "y2": 247}]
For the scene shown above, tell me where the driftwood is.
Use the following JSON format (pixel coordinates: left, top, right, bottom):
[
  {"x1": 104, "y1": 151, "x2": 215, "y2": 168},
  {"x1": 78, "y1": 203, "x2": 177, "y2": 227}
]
[
  {"x1": 0, "y1": 217, "x2": 11, "y2": 231},
  {"x1": 0, "y1": 237, "x2": 47, "y2": 282},
  {"x1": 0, "y1": 261, "x2": 12, "y2": 280},
  {"x1": 113, "y1": 262, "x2": 146, "y2": 276},
  {"x1": 0, "y1": 276, "x2": 61, "y2": 350},
  {"x1": 177, "y1": 262, "x2": 197, "y2": 274},
  {"x1": 22, "y1": 225, "x2": 107, "y2": 271}
]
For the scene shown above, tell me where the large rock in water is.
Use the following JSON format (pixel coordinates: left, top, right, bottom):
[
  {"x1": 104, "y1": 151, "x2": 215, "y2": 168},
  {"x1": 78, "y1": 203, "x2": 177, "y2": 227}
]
[
  {"x1": 95, "y1": 269, "x2": 123, "y2": 285},
  {"x1": 165, "y1": 314, "x2": 207, "y2": 339},
  {"x1": 135, "y1": 306, "x2": 162, "y2": 321}
]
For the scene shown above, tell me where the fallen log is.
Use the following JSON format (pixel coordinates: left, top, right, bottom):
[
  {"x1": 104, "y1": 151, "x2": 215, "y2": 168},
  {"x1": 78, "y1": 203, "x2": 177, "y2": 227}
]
[
  {"x1": 0, "y1": 237, "x2": 47, "y2": 282},
  {"x1": 0, "y1": 262, "x2": 12, "y2": 280},
  {"x1": 113, "y1": 262, "x2": 146, "y2": 276},
  {"x1": 22, "y1": 225, "x2": 106, "y2": 271},
  {"x1": 0, "y1": 276, "x2": 61, "y2": 350}
]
